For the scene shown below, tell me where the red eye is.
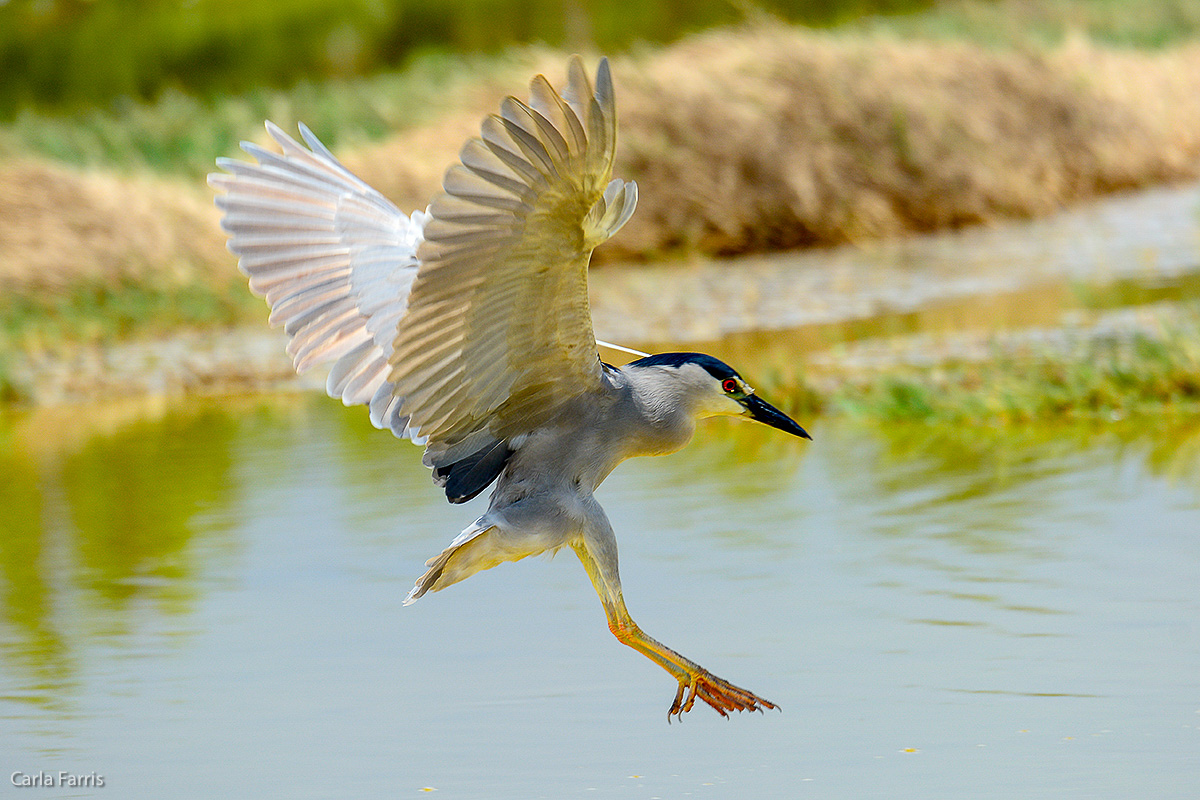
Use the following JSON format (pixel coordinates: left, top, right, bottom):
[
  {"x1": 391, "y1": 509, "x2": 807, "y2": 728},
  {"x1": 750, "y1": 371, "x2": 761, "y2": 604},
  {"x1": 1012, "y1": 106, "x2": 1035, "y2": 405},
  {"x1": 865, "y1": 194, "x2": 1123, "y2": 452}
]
[{"x1": 722, "y1": 378, "x2": 738, "y2": 393}]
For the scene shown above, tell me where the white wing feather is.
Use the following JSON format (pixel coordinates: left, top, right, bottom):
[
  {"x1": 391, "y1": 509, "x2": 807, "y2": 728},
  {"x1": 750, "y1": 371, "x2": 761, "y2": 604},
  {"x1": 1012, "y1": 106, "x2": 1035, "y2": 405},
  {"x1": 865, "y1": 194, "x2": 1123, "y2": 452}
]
[{"x1": 208, "y1": 122, "x2": 426, "y2": 438}]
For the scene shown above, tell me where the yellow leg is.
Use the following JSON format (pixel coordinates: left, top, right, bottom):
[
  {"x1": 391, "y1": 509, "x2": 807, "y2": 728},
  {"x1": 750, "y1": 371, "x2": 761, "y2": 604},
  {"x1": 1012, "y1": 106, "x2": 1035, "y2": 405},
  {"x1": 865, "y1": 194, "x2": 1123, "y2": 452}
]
[{"x1": 572, "y1": 541, "x2": 777, "y2": 721}]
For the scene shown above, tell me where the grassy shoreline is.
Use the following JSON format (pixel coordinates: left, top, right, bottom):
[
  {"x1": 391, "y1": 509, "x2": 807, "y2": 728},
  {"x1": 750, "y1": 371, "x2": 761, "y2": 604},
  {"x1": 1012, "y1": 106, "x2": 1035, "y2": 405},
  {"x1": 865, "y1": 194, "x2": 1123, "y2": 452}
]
[
  {"x1": 819, "y1": 313, "x2": 1200, "y2": 422},
  {"x1": 4, "y1": 298, "x2": 1198, "y2": 423}
]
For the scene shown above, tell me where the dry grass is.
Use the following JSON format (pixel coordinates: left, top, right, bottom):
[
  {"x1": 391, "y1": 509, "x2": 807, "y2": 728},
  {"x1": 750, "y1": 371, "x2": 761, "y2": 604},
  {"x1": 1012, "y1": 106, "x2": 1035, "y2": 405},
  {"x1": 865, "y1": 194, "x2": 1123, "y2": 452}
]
[
  {"x1": 0, "y1": 159, "x2": 226, "y2": 291},
  {"x1": 607, "y1": 25, "x2": 1200, "y2": 256},
  {"x1": 340, "y1": 26, "x2": 1200, "y2": 259},
  {"x1": 6, "y1": 24, "x2": 1200, "y2": 293}
]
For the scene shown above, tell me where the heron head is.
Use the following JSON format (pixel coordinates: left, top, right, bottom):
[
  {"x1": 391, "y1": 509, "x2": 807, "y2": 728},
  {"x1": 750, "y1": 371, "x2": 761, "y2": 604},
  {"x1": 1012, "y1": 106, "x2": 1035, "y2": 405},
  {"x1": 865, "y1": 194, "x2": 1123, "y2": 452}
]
[{"x1": 625, "y1": 352, "x2": 811, "y2": 440}]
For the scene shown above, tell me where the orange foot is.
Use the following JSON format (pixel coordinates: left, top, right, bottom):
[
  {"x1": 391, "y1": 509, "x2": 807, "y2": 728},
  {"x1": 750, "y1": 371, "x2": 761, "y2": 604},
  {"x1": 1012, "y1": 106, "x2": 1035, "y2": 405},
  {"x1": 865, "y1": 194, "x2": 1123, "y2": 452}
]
[{"x1": 668, "y1": 669, "x2": 778, "y2": 721}]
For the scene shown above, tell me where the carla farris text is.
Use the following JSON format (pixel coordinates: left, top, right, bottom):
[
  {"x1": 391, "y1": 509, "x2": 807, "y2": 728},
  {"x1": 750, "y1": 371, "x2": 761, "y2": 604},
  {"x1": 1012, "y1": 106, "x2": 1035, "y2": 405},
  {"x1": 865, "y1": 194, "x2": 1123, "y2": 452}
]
[{"x1": 11, "y1": 771, "x2": 105, "y2": 788}]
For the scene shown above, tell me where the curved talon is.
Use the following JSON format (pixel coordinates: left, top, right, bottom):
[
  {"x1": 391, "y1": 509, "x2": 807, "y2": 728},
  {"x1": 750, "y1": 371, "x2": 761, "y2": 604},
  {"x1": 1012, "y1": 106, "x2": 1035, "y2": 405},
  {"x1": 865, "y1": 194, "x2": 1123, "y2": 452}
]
[
  {"x1": 668, "y1": 683, "x2": 686, "y2": 722},
  {"x1": 666, "y1": 669, "x2": 776, "y2": 721}
]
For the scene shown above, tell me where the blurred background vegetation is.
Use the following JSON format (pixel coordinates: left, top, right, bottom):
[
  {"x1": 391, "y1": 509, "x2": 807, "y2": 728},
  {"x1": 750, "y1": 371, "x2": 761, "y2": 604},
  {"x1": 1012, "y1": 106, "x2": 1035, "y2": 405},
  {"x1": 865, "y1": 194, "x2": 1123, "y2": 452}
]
[
  {"x1": 4, "y1": 0, "x2": 1200, "y2": 412},
  {"x1": 0, "y1": 0, "x2": 931, "y2": 117},
  {"x1": 3, "y1": 0, "x2": 1200, "y2": 180}
]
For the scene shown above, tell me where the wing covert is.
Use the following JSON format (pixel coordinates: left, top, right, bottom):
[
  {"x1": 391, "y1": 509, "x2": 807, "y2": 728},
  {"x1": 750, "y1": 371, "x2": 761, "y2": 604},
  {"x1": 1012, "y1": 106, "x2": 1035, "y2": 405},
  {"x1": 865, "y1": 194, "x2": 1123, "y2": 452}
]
[{"x1": 388, "y1": 57, "x2": 637, "y2": 464}]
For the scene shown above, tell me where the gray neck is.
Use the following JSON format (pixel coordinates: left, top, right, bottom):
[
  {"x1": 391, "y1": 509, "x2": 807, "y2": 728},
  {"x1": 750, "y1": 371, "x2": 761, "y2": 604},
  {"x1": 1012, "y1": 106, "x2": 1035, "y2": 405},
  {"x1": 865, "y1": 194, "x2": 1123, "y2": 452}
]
[{"x1": 616, "y1": 364, "x2": 701, "y2": 458}]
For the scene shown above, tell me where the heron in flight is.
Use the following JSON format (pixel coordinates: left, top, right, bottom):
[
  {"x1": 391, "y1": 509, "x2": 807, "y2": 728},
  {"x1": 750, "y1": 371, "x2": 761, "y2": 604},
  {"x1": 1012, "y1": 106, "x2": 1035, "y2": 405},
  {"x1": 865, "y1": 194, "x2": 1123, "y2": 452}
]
[{"x1": 209, "y1": 57, "x2": 810, "y2": 719}]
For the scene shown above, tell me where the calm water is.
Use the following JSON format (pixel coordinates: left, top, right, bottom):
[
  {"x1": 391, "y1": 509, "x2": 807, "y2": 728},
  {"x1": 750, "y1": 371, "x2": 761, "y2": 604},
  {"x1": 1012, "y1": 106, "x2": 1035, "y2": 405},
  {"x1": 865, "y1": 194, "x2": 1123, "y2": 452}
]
[{"x1": 1, "y1": 397, "x2": 1197, "y2": 798}]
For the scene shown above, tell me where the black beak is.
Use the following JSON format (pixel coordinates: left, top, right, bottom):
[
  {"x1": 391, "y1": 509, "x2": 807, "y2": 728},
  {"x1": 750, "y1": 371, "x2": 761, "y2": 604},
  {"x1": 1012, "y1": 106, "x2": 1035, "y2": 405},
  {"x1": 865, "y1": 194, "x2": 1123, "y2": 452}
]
[{"x1": 742, "y1": 394, "x2": 812, "y2": 440}]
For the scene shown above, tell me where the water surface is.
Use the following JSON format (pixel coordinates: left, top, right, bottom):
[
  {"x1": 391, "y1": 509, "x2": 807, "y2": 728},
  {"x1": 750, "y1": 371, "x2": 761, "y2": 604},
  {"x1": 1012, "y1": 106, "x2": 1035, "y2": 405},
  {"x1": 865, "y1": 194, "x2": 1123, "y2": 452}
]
[{"x1": 2, "y1": 398, "x2": 1197, "y2": 798}]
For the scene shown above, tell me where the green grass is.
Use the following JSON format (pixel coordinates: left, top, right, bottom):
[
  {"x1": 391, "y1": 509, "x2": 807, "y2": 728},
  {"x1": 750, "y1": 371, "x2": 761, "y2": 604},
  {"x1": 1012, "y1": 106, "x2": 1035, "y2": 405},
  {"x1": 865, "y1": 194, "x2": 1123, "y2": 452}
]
[
  {"x1": 1, "y1": 279, "x2": 259, "y2": 347},
  {"x1": 0, "y1": 278, "x2": 262, "y2": 403},
  {"x1": 822, "y1": 320, "x2": 1200, "y2": 423},
  {"x1": 665, "y1": 305, "x2": 1200, "y2": 426},
  {"x1": 4, "y1": 282, "x2": 1198, "y2": 421},
  {"x1": 0, "y1": 50, "x2": 527, "y2": 178}
]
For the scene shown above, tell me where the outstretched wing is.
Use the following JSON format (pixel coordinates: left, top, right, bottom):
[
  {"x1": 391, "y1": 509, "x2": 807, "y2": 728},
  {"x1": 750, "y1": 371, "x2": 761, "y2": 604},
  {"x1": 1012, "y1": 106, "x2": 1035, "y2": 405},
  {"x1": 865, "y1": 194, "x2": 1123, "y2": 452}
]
[
  {"x1": 210, "y1": 57, "x2": 638, "y2": 498},
  {"x1": 208, "y1": 122, "x2": 426, "y2": 438},
  {"x1": 389, "y1": 56, "x2": 638, "y2": 465}
]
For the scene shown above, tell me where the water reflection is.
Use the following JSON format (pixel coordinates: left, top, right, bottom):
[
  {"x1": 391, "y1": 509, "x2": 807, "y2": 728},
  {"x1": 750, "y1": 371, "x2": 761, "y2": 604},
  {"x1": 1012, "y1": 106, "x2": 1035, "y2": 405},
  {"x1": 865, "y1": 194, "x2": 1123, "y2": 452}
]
[
  {"x1": 4, "y1": 400, "x2": 1197, "y2": 669},
  {"x1": 0, "y1": 443, "x2": 64, "y2": 707},
  {"x1": 1, "y1": 397, "x2": 1197, "y2": 797},
  {"x1": 814, "y1": 419, "x2": 1200, "y2": 651},
  {"x1": 61, "y1": 411, "x2": 238, "y2": 604},
  {"x1": 0, "y1": 401, "x2": 246, "y2": 707}
]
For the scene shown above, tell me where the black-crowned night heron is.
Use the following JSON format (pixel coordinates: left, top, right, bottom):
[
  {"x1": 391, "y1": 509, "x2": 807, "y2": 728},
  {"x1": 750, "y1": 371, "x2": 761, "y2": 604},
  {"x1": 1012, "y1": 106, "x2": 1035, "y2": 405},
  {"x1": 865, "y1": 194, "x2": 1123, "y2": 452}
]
[{"x1": 209, "y1": 57, "x2": 810, "y2": 719}]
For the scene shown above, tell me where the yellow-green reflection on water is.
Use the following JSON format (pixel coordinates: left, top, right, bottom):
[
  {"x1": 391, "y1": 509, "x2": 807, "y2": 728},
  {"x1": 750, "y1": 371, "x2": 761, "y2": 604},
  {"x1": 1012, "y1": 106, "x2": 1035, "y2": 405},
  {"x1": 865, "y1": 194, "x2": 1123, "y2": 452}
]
[
  {"x1": 1, "y1": 396, "x2": 1197, "y2": 797},
  {"x1": 0, "y1": 401, "x2": 247, "y2": 708}
]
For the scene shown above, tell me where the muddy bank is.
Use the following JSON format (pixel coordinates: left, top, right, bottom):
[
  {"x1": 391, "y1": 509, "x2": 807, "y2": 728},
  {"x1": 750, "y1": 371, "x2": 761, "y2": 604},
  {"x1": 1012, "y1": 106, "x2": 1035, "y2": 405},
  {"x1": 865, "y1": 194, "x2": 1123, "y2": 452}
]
[{"x1": 6, "y1": 25, "x2": 1200, "y2": 292}]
